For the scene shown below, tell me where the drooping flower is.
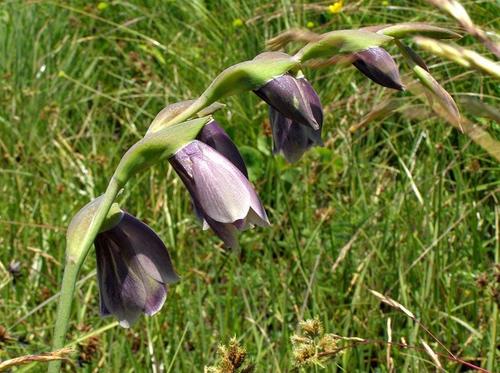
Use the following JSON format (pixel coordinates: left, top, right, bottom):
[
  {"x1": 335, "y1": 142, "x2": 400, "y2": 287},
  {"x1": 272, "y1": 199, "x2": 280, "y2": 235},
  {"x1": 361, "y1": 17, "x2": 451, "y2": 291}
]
[
  {"x1": 197, "y1": 120, "x2": 248, "y2": 177},
  {"x1": 269, "y1": 76, "x2": 323, "y2": 162},
  {"x1": 169, "y1": 140, "x2": 269, "y2": 248},
  {"x1": 95, "y1": 211, "x2": 179, "y2": 327},
  {"x1": 254, "y1": 73, "x2": 320, "y2": 130},
  {"x1": 352, "y1": 47, "x2": 404, "y2": 90}
]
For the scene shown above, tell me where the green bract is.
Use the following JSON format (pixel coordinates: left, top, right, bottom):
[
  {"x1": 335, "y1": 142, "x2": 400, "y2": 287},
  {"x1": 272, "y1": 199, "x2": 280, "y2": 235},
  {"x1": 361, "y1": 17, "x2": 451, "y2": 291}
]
[
  {"x1": 66, "y1": 196, "x2": 123, "y2": 260},
  {"x1": 148, "y1": 100, "x2": 225, "y2": 133},
  {"x1": 295, "y1": 30, "x2": 393, "y2": 63},
  {"x1": 200, "y1": 52, "x2": 299, "y2": 102},
  {"x1": 114, "y1": 116, "x2": 211, "y2": 186},
  {"x1": 374, "y1": 23, "x2": 461, "y2": 39},
  {"x1": 160, "y1": 52, "x2": 299, "y2": 127}
]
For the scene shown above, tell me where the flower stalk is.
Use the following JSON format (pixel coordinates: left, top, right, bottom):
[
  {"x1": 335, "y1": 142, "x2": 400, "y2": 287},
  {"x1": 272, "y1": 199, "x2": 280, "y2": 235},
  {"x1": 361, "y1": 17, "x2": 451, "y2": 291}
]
[{"x1": 48, "y1": 178, "x2": 121, "y2": 373}]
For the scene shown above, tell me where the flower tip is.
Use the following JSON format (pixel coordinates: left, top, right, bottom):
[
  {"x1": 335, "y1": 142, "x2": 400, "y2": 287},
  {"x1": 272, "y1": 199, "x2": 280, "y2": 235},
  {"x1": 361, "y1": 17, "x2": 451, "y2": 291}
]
[
  {"x1": 352, "y1": 48, "x2": 404, "y2": 91},
  {"x1": 167, "y1": 272, "x2": 181, "y2": 284},
  {"x1": 119, "y1": 320, "x2": 131, "y2": 328},
  {"x1": 144, "y1": 286, "x2": 167, "y2": 316},
  {"x1": 308, "y1": 118, "x2": 320, "y2": 130}
]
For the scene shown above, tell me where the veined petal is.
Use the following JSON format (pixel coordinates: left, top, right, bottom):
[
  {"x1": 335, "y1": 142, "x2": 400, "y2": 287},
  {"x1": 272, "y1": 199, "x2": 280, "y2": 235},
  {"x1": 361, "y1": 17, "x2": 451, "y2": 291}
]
[
  {"x1": 191, "y1": 143, "x2": 252, "y2": 223},
  {"x1": 204, "y1": 216, "x2": 240, "y2": 249},
  {"x1": 254, "y1": 74, "x2": 320, "y2": 130},
  {"x1": 142, "y1": 278, "x2": 167, "y2": 316},
  {"x1": 297, "y1": 77, "x2": 324, "y2": 132},
  {"x1": 353, "y1": 47, "x2": 404, "y2": 90},
  {"x1": 197, "y1": 120, "x2": 248, "y2": 178},
  {"x1": 270, "y1": 108, "x2": 322, "y2": 163},
  {"x1": 95, "y1": 212, "x2": 175, "y2": 327},
  {"x1": 95, "y1": 235, "x2": 145, "y2": 327},
  {"x1": 171, "y1": 141, "x2": 270, "y2": 247},
  {"x1": 118, "y1": 212, "x2": 179, "y2": 284}
]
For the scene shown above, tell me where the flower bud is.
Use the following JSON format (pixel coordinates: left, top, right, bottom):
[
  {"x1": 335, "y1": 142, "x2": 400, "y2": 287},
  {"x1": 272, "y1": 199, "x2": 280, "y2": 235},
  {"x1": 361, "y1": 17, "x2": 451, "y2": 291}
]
[
  {"x1": 268, "y1": 76, "x2": 323, "y2": 162},
  {"x1": 352, "y1": 47, "x2": 404, "y2": 90},
  {"x1": 254, "y1": 74, "x2": 320, "y2": 129}
]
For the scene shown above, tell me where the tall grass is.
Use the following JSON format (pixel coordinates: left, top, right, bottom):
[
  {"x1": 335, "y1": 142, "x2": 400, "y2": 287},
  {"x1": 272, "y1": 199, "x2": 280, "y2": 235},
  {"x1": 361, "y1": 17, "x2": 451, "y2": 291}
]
[{"x1": 0, "y1": 0, "x2": 498, "y2": 371}]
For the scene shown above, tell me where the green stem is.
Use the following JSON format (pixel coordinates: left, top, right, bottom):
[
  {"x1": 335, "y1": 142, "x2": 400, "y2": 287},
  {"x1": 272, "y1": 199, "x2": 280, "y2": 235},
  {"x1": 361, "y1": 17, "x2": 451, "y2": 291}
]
[{"x1": 48, "y1": 178, "x2": 121, "y2": 373}]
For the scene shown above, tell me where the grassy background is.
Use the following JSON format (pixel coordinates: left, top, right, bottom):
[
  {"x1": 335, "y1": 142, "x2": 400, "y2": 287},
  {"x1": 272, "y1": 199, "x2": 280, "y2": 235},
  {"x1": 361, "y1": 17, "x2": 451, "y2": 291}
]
[{"x1": 0, "y1": 0, "x2": 499, "y2": 371}]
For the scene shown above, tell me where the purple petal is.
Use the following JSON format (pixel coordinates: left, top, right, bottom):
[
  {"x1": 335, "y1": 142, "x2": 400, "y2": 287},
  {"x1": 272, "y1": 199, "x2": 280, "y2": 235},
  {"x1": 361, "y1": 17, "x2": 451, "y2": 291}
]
[
  {"x1": 297, "y1": 77, "x2": 324, "y2": 132},
  {"x1": 95, "y1": 235, "x2": 144, "y2": 327},
  {"x1": 95, "y1": 213, "x2": 176, "y2": 327},
  {"x1": 119, "y1": 212, "x2": 179, "y2": 285},
  {"x1": 143, "y1": 279, "x2": 167, "y2": 316},
  {"x1": 270, "y1": 107, "x2": 322, "y2": 163},
  {"x1": 352, "y1": 47, "x2": 404, "y2": 91},
  {"x1": 191, "y1": 152, "x2": 250, "y2": 222},
  {"x1": 172, "y1": 141, "x2": 260, "y2": 223},
  {"x1": 204, "y1": 216, "x2": 240, "y2": 249},
  {"x1": 197, "y1": 120, "x2": 248, "y2": 178},
  {"x1": 247, "y1": 206, "x2": 270, "y2": 227},
  {"x1": 170, "y1": 141, "x2": 270, "y2": 247},
  {"x1": 254, "y1": 74, "x2": 320, "y2": 130}
]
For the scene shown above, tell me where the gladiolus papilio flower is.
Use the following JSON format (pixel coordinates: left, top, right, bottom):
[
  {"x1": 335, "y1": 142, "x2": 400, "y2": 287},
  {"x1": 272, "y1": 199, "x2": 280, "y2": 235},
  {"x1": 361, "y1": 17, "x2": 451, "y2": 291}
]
[
  {"x1": 269, "y1": 77, "x2": 323, "y2": 162},
  {"x1": 352, "y1": 47, "x2": 404, "y2": 90},
  {"x1": 254, "y1": 73, "x2": 320, "y2": 130},
  {"x1": 170, "y1": 140, "x2": 269, "y2": 248},
  {"x1": 95, "y1": 211, "x2": 179, "y2": 327}
]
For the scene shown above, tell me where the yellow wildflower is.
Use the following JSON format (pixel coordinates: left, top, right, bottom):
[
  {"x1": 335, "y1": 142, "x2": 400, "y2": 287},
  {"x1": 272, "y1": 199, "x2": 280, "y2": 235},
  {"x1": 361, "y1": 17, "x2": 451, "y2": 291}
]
[
  {"x1": 97, "y1": 2, "x2": 109, "y2": 11},
  {"x1": 328, "y1": 1, "x2": 343, "y2": 14},
  {"x1": 306, "y1": 21, "x2": 315, "y2": 29},
  {"x1": 382, "y1": 0, "x2": 389, "y2": 6},
  {"x1": 232, "y1": 18, "x2": 244, "y2": 28}
]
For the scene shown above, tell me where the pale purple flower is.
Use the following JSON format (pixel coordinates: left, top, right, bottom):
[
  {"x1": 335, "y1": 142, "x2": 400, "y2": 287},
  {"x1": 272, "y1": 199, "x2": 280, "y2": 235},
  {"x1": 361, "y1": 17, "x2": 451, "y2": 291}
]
[
  {"x1": 197, "y1": 120, "x2": 248, "y2": 177},
  {"x1": 169, "y1": 140, "x2": 269, "y2": 248},
  {"x1": 254, "y1": 73, "x2": 320, "y2": 130},
  {"x1": 269, "y1": 77, "x2": 323, "y2": 162},
  {"x1": 95, "y1": 212, "x2": 179, "y2": 327},
  {"x1": 352, "y1": 47, "x2": 404, "y2": 90}
]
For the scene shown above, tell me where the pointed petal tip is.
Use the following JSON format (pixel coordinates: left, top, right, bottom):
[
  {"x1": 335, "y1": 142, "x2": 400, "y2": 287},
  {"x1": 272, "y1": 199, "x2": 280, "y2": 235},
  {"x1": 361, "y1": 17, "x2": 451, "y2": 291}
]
[
  {"x1": 309, "y1": 119, "x2": 320, "y2": 130},
  {"x1": 167, "y1": 272, "x2": 181, "y2": 284},
  {"x1": 144, "y1": 284, "x2": 167, "y2": 316}
]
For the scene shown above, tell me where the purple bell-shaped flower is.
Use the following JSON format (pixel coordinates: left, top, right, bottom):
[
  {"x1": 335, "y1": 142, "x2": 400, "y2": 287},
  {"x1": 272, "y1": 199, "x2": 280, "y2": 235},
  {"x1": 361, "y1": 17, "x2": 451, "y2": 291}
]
[{"x1": 95, "y1": 211, "x2": 179, "y2": 327}]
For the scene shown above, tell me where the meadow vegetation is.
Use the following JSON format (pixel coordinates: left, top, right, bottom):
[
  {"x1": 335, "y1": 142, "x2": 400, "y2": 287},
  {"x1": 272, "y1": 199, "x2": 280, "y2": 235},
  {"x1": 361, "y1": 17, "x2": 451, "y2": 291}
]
[{"x1": 0, "y1": 0, "x2": 498, "y2": 371}]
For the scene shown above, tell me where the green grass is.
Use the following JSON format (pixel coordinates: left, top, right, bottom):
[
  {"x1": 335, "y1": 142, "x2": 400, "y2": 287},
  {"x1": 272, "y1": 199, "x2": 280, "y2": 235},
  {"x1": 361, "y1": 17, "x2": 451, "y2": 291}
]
[{"x1": 0, "y1": 0, "x2": 499, "y2": 371}]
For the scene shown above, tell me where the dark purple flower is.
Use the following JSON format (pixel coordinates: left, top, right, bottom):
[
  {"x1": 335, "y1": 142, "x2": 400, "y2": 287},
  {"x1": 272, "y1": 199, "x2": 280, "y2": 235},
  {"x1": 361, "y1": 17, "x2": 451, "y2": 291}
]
[
  {"x1": 254, "y1": 74, "x2": 320, "y2": 130},
  {"x1": 95, "y1": 212, "x2": 179, "y2": 327},
  {"x1": 169, "y1": 140, "x2": 269, "y2": 248},
  {"x1": 352, "y1": 47, "x2": 404, "y2": 91},
  {"x1": 269, "y1": 77, "x2": 323, "y2": 162},
  {"x1": 197, "y1": 120, "x2": 248, "y2": 178}
]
